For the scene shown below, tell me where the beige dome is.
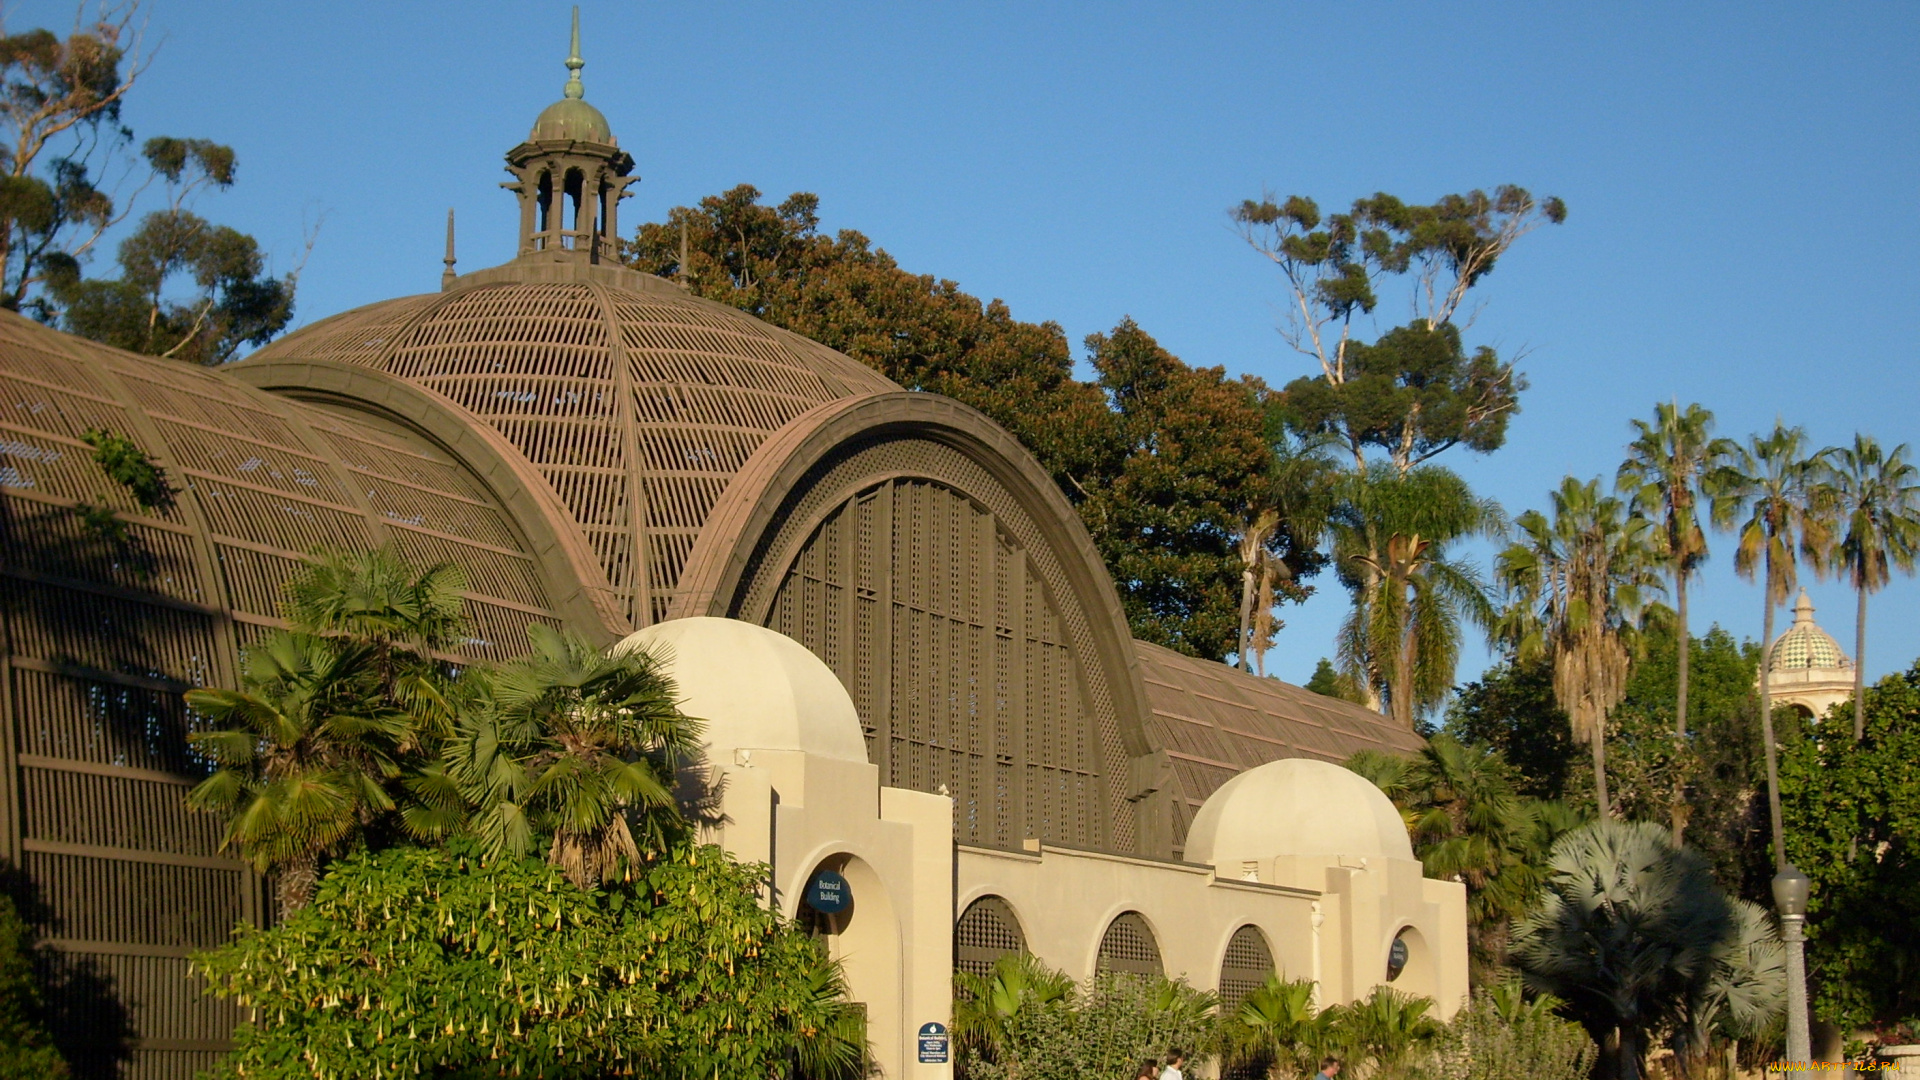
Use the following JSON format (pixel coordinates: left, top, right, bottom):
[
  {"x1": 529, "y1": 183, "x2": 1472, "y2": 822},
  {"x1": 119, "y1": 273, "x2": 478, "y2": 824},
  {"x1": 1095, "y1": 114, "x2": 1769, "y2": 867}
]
[
  {"x1": 1184, "y1": 758, "x2": 1413, "y2": 866},
  {"x1": 1770, "y1": 591, "x2": 1852, "y2": 673},
  {"x1": 613, "y1": 617, "x2": 869, "y2": 764}
]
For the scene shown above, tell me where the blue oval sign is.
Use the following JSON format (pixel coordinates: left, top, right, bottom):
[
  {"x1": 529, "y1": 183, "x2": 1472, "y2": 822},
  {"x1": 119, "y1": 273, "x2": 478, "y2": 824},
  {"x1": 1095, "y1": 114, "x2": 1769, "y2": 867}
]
[{"x1": 806, "y1": 869, "x2": 851, "y2": 914}]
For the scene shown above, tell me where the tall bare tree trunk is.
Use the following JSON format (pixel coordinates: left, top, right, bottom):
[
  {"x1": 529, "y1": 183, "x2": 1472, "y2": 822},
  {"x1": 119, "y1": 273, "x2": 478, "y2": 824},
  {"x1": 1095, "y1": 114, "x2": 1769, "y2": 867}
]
[
  {"x1": 275, "y1": 851, "x2": 320, "y2": 922},
  {"x1": 1672, "y1": 574, "x2": 1691, "y2": 844},
  {"x1": 1592, "y1": 714, "x2": 1611, "y2": 819},
  {"x1": 1237, "y1": 566, "x2": 1256, "y2": 673},
  {"x1": 1758, "y1": 593, "x2": 1786, "y2": 872},
  {"x1": 1854, "y1": 585, "x2": 1868, "y2": 741}
]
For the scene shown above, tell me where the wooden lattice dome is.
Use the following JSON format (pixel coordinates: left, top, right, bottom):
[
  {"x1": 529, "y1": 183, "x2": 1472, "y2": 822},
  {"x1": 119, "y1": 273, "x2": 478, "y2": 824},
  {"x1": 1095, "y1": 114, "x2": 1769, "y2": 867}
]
[{"x1": 240, "y1": 263, "x2": 898, "y2": 629}]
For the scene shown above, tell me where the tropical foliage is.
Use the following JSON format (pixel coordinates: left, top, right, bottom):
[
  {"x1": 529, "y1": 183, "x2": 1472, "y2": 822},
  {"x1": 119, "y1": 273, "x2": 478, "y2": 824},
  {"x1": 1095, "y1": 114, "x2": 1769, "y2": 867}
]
[
  {"x1": 1778, "y1": 664, "x2": 1920, "y2": 1038},
  {"x1": 1425, "y1": 981, "x2": 1593, "y2": 1080},
  {"x1": 1511, "y1": 819, "x2": 1782, "y2": 1080},
  {"x1": 0, "y1": 885, "x2": 69, "y2": 1080},
  {"x1": 1816, "y1": 435, "x2": 1920, "y2": 740},
  {"x1": 1330, "y1": 464, "x2": 1500, "y2": 725},
  {"x1": 1496, "y1": 476, "x2": 1661, "y2": 816},
  {"x1": 955, "y1": 967, "x2": 1215, "y2": 1080},
  {"x1": 194, "y1": 841, "x2": 865, "y2": 1080},
  {"x1": 1347, "y1": 735, "x2": 1580, "y2": 980}
]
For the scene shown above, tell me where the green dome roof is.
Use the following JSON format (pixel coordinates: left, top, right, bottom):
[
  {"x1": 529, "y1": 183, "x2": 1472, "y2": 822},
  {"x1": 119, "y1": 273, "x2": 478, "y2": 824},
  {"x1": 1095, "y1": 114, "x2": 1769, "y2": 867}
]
[
  {"x1": 1770, "y1": 592, "x2": 1852, "y2": 672},
  {"x1": 531, "y1": 97, "x2": 613, "y2": 143}
]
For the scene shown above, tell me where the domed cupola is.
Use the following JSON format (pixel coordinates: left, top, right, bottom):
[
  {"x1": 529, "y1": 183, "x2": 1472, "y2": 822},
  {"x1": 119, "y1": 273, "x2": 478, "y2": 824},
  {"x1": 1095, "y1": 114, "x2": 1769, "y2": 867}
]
[
  {"x1": 1770, "y1": 591, "x2": 1852, "y2": 673},
  {"x1": 1765, "y1": 591, "x2": 1856, "y2": 719},
  {"x1": 504, "y1": 6, "x2": 634, "y2": 265}
]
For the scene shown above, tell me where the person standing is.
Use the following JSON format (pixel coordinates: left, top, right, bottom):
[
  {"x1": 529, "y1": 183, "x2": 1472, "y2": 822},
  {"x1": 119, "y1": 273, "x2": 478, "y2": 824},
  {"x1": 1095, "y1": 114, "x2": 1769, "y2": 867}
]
[
  {"x1": 1134, "y1": 1060, "x2": 1159, "y2": 1080},
  {"x1": 1158, "y1": 1049, "x2": 1188, "y2": 1080},
  {"x1": 1315, "y1": 1057, "x2": 1343, "y2": 1078}
]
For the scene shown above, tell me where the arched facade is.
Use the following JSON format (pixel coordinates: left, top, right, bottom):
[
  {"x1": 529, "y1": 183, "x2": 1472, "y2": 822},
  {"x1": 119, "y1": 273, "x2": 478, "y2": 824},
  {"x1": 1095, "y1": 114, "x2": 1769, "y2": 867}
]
[
  {"x1": 0, "y1": 311, "x2": 586, "y2": 1078},
  {"x1": 1096, "y1": 911, "x2": 1165, "y2": 978},
  {"x1": 955, "y1": 895, "x2": 1026, "y2": 977},
  {"x1": 1218, "y1": 924, "x2": 1276, "y2": 1015}
]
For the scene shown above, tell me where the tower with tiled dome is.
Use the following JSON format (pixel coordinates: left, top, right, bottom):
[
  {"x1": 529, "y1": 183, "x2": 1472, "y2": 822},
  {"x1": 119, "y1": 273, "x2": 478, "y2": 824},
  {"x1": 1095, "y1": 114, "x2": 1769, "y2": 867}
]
[{"x1": 1766, "y1": 590, "x2": 1856, "y2": 718}]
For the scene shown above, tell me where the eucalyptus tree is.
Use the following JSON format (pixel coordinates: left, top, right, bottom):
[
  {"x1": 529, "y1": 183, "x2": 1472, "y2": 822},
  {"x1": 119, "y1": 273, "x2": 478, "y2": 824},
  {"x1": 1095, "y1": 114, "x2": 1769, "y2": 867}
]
[
  {"x1": 1330, "y1": 464, "x2": 1501, "y2": 726},
  {"x1": 1497, "y1": 477, "x2": 1661, "y2": 818},
  {"x1": 1818, "y1": 434, "x2": 1920, "y2": 741},
  {"x1": 426, "y1": 625, "x2": 701, "y2": 888},
  {"x1": 185, "y1": 633, "x2": 411, "y2": 916},
  {"x1": 1617, "y1": 402, "x2": 1735, "y2": 843},
  {"x1": 1712, "y1": 423, "x2": 1833, "y2": 868}
]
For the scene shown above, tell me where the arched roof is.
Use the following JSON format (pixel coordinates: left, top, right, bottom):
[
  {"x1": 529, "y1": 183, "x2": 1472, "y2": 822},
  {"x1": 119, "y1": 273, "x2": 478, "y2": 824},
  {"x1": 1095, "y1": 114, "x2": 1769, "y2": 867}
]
[
  {"x1": 238, "y1": 260, "x2": 897, "y2": 629},
  {"x1": 1770, "y1": 590, "x2": 1852, "y2": 673}
]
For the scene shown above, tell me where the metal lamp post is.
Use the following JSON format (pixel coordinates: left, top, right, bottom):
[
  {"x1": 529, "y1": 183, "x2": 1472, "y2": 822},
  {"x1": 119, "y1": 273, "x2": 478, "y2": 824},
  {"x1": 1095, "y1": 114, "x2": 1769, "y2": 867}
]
[{"x1": 1772, "y1": 864, "x2": 1812, "y2": 1076}]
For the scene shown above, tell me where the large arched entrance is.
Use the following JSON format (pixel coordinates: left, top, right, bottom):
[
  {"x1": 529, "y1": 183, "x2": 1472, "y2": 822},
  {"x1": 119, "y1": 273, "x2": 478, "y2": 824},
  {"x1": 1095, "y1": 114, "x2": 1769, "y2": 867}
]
[{"x1": 800, "y1": 853, "x2": 902, "y2": 1074}]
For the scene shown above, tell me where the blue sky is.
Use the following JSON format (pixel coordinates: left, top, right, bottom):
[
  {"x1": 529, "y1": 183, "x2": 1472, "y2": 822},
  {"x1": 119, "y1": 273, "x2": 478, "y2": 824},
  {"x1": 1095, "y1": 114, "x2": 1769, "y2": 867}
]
[{"x1": 18, "y1": 1, "x2": 1919, "y2": 689}]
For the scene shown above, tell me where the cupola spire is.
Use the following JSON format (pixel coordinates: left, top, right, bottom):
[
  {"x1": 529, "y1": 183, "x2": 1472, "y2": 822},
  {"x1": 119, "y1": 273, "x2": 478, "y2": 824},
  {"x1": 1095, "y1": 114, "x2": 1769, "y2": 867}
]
[
  {"x1": 563, "y1": 6, "x2": 585, "y2": 100},
  {"x1": 501, "y1": 7, "x2": 637, "y2": 267}
]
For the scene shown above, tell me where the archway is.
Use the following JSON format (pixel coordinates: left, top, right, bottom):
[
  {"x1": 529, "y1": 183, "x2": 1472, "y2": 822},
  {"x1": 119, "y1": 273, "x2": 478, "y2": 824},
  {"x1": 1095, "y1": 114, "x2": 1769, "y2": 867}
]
[
  {"x1": 1096, "y1": 911, "x2": 1164, "y2": 978},
  {"x1": 1384, "y1": 926, "x2": 1436, "y2": 1001},
  {"x1": 800, "y1": 853, "x2": 901, "y2": 1075},
  {"x1": 1218, "y1": 924, "x2": 1275, "y2": 1015},
  {"x1": 956, "y1": 895, "x2": 1027, "y2": 977}
]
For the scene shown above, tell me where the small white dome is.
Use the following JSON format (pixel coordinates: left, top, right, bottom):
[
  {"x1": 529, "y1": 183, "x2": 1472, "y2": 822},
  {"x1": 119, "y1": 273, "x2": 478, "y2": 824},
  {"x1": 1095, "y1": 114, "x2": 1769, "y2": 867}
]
[
  {"x1": 612, "y1": 617, "x2": 869, "y2": 765},
  {"x1": 1185, "y1": 758, "x2": 1413, "y2": 866},
  {"x1": 1769, "y1": 591, "x2": 1852, "y2": 673}
]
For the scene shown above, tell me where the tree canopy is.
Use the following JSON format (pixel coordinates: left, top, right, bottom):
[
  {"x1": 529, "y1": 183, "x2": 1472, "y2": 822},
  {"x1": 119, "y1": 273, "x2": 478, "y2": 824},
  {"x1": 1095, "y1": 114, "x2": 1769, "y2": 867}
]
[{"x1": 628, "y1": 186, "x2": 1315, "y2": 661}]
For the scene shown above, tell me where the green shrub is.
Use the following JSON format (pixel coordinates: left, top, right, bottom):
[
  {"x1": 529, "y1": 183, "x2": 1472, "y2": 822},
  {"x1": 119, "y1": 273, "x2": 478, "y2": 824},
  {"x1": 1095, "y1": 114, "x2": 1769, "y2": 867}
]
[
  {"x1": 1427, "y1": 983, "x2": 1594, "y2": 1080},
  {"x1": 193, "y1": 841, "x2": 862, "y2": 1079},
  {"x1": 0, "y1": 888, "x2": 69, "y2": 1080}
]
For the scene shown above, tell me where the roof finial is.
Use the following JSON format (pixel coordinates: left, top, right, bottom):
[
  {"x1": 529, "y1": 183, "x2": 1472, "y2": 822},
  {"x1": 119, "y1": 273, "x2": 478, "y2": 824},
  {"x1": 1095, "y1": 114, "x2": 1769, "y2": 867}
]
[
  {"x1": 563, "y1": 6, "x2": 585, "y2": 100},
  {"x1": 1792, "y1": 589, "x2": 1815, "y2": 625},
  {"x1": 442, "y1": 208, "x2": 458, "y2": 289}
]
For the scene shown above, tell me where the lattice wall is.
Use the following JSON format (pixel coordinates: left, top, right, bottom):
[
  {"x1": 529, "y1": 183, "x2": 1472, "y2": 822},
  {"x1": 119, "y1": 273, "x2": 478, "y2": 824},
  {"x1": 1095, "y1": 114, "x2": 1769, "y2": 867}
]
[
  {"x1": 764, "y1": 472, "x2": 1107, "y2": 851},
  {"x1": 1096, "y1": 911, "x2": 1164, "y2": 978},
  {"x1": 1217, "y1": 924, "x2": 1276, "y2": 1015},
  {"x1": 243, "y1": 274, "x2": 896, "y2": 627},
  {"x1": 0, "y1": 313, "x2": 564, "y2": 1078},
  {"x1": 954, "y1": 895, "x2": 1025, "y2": 976}
]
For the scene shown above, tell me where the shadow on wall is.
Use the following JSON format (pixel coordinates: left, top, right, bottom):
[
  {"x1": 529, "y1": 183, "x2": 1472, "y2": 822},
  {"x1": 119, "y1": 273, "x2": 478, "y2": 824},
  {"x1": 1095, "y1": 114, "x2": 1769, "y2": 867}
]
[{"x1": 2, "y1": 861, "x2": 135, "y2": 1077}]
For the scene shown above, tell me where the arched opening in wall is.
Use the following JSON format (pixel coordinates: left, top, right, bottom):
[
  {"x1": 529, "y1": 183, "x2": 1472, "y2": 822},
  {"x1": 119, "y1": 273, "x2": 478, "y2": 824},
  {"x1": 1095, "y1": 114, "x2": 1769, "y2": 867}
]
[
  {"x1": 956, "y1": 895, "x2": 1026, "y2": 977},
  {"x1": 1218, "y1": 925, "x2": 1275, "y2": 1015},
  {"x1": 1788, "y1": 702, "x2": 1815, "y2": 721},
  {"x1": 763, "y1": 474, "x2": 1108, "y2": 852},
  {"x1": 799, "y1": 853, "x2": 900, "y2": 1074},
  {"x1": 1385, "y1": 926, "x2": 1436, "y2": 1002},
  {"x1": 1096, "y1": 911, "x2": 1163, "y2": 978},
  {"x1": 535, "y1": 169, "x2": 553, "y2": 241},
  {"x1": 562, "y1": 168, "x2": 586, "y2": 248}
]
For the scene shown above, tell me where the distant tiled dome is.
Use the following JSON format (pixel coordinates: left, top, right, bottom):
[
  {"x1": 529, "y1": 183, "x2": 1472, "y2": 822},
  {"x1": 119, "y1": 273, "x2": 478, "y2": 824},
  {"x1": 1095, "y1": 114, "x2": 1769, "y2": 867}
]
[{"x1": 1770, "y1": 591, "x2": 1852, "y2": 672}]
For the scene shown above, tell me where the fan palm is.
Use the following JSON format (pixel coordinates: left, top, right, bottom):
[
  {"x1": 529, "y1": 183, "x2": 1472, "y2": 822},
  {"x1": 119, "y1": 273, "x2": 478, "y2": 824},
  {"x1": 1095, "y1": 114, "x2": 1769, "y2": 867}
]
[
  {"x1": 953, "y1": 951, "x2": 1076, "y2": 1063},
  {"x1": 1711, "y1": 422, "x2": 1833, "y2": 868},
  {"x1": 1331, "y1": 986, "x2": 1444, "y2": 1075},
  {"x1": 1219, "y1": 974, "x2": 1331, "y2": 1079},
  {"x1": 185, "y1": 632, "x2": 411, "y2": 916},
  {"x1": 1617, "y1": 401, "x2": 1735, "y2": 843},
  {"x1": 1330, "y1": 464, "x2": 1501, "y2": 727},
  {"x1": 1497, "y1": 476, "x2": 1661, "y2": 818},
  {"x1": 429, "y1": 624, "x2": 701, "y2": 887},
  {"x1": 1511, "y1": 818, "x2": 1769, "y2": 1080},
  {"x1": 792, "y1": 946, "x2": 871, "y2": 1080},
  {"x1": 1817, "y1": 434, "x2": 1920, "y2": 741},
  {"x1": 282, "y1": 546, "x2": 467, "y2": 742}
]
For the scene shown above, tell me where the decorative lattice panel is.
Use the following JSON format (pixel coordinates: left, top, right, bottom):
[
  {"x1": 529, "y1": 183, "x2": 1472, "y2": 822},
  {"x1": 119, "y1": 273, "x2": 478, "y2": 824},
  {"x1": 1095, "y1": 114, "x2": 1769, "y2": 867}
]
[
  {"x1": 243, "y1": 273, "x2": 898, "y2": 626},
  {"x1": 1218, "y1": 925, "x2": 1276, "y2": 1016},
  {"x1": 955, "y1": 895, "x2": 1027, "y2": 977},
  {"x1": 765, "y1": 472, "x2": 1105, "y2": 851},
  {"x1": 0, "y1": 310, "x2": 566, "y2": 1077},
  {"x1": 742, "y1": 435, "x2": 1126, "y2": 851},
  {"x1": 1097, "y1": 911, "x2": 1164, "y2": 978}
]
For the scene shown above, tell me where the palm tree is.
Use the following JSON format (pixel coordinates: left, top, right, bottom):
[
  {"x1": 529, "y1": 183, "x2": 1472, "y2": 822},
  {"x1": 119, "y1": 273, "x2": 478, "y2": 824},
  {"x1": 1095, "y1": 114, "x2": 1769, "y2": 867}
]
[
  {"x1": 1817, "y1": 435, "x2": 1920, "y2": 740},
  {"x1": 1497, "y1": 477, "x2": 1661, "y2": 819},
  {"x1": 1711, "y1": 422, "x2": 1833, "y2": 869},
  {"x1": 1219, "y1": 974, "x2": 1331, "y2": 1079},
  {"x1": 431, "y1": 624, "x2": 701, "y2": 888},
  {"x1": 185, "y1": 633, "x2": 412, "y2": 916},
  {"x1": 1331, "y1": 986, "x2": 1444, "y2": 1076},
  {"x1": 1617, "y1": 401, "x2": 1735, "y2": 843},
  {"x1": 953, "y1": 952, "x2": 1076, "y2": 1065},
  {"x1": 1237, "y1": 434, "x2": 1335, "y2": 675},
  {"x1": 1330, "y1": 464, "x2": 1501, "y2": 727},
  {"x1": 282, "y1": 546, "x2": 467, "y2": 742},
  {"x1": 1348, "y1": 737, "x2": 1578, "y2": 979},
  {"x1": 1511, "y1": 819, "x2": 1779, "y2": 1080}
]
